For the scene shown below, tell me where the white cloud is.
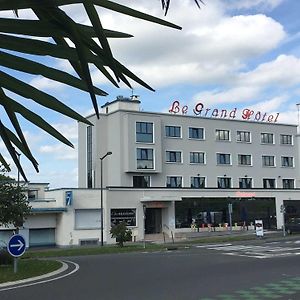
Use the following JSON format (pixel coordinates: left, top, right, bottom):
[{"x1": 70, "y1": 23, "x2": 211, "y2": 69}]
[
  {"x1": 228, "y1": 0, "x2": 285, "y2": 11},
  {"x1": 239, "y1": 55, "x2": 300, "y2": 87},
  {"x1": 52, "y1": 122, "x2": 78, "y2": 140},
  {"x1": 30, "y1": 77, "x2": 65, "y2": 91},
  {"x1": 39, "y1": 143, "x2": 77, "y2": 160}
]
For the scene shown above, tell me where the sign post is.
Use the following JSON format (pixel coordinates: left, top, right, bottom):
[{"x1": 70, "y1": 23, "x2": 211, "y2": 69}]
[
  {"x1": 255, "y1": 220, "x2": 264, "y2": 238},
  {"x1": 280, "y1": 204, "x2": 286, "y2": 237},
  {"x1": 7, "y1": 234, "x2": 26, "y2": 273},
  {"x1": 228, "y1": 203, "x2": 233, "y2": 232}
]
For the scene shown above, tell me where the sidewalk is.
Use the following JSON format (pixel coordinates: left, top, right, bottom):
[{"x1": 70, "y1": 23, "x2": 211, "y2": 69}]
[{"x1": 146, "y1": 229, "x2": 293, "y2": 244}]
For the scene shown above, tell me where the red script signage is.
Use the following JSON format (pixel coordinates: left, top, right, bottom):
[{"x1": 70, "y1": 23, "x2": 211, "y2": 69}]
[{"x1": 169, "y1": 101, "x2": 279, "y2": 123}]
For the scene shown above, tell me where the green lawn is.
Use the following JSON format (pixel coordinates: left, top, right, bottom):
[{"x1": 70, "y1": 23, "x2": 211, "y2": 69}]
[{"x1": 0, "y1": 259, "x2": 62, "y2": 284}]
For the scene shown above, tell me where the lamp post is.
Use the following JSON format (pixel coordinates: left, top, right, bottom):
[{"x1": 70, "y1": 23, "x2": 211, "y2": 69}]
[{"x1": 100, "y1": 151, "x2": 112, "y2": 246}]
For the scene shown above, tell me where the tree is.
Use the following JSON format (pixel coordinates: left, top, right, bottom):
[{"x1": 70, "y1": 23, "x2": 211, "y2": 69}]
[
  {"x1": 110, "y1": 222, "x2": 132, "y2": 247},
  {"x1": 0, "y1": 166, "x2": 31, "y2": 228},
  {"x1": 0, "y1": 0, "x2": 203, "y2": 180}
]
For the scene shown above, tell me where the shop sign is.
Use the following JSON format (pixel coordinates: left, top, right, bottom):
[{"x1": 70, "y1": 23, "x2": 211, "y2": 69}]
[
  {"x1": 111, "y1": 209, "x2": 136, "y2": 227},
  {"x1": 169, "y1": 100, "x2": 280, "y2": 123},
  {"x1": 145, "y1": 202, "x2": 168, "y2": 208}
]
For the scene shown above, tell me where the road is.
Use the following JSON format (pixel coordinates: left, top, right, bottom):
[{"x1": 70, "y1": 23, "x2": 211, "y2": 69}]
[{"x1": 2, "y1": 239, "x2": 300, "y2": 300}]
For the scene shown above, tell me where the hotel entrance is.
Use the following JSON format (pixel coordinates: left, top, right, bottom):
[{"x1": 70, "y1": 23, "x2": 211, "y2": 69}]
[{"x1": 145, "y1": 208, "x2": 162, "y2": 234}]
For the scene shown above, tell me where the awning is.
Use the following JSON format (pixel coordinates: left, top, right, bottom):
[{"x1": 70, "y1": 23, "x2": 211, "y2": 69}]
[
  {"x1": 141, "y1": 195, "x2": 181, "y2": 203},
  {"x1": 31, "y1": 207, "x2": 67, "y2": 213}
]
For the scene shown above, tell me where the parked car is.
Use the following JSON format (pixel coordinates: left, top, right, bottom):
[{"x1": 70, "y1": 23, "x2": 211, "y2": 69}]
[{"x1": 285, "y1": 217, "x2": 300, "y2": 234}]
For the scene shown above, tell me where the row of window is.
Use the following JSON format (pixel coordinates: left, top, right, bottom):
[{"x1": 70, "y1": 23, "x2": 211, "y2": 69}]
[
  {"x1": 133, "y1": 175, "x2": 295, "y2": 189},
  {"x1": 137, "y1": 148, "x2": 295, "y2": 169},
  {"x1": 136, "y1": 122, "x2": 293, "y2": 145}
]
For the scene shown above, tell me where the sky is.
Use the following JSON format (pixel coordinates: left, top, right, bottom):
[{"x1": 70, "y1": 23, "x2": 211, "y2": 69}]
[{"x1": 1, "y1": 0, "x2": 300, "y2": 188}]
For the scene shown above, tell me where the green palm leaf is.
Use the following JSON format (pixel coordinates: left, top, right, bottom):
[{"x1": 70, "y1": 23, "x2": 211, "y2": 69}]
[{"x1": 0, "y1": 0, "x2": 199, "y2": 179}]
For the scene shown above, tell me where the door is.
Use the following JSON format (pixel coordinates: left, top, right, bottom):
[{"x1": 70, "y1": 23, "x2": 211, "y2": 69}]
[{"x1": 145, "y1": 208, "x2": 162, "y2": 234}]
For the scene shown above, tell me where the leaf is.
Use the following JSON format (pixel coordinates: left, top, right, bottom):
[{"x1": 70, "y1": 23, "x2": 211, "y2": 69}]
[
  {"x1": 0, "y1": 120, "x2": 27, "y2": 181},
  {"x1": 0, "y1": 92, "x2": 74, "y2": 149},
  {"x1": 0, "y1": 70, "x2": 92, "y2": 126},
  {"x1": 1, "y1": 97, "x2": 39, "y2": 172},
  {"x1": 0, "y1": 50, "x2": 107, "y2": 96},
  {"x1": 0, "y1": 153, "x2": 10, "y2": 171},
  {"x1": 0, "y1": 0, "x2": 182, "y2": 29},
  {"x1": 0, "y1": 18, "x2": 133, "y2": 38}
]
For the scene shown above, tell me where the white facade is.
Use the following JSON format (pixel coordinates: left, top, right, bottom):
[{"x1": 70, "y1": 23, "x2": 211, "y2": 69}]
[{"x1": 2, "y1": 96, "x2": 300, "y2": 247}]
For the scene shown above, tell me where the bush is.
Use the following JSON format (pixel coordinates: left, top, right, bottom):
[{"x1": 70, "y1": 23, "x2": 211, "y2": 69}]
[
  {"x1": 110, "y1": 222, "x2": 132, "y2": 247},
  {"x1": 0, "y1": 249, "x2": 13, "y2": 265}
]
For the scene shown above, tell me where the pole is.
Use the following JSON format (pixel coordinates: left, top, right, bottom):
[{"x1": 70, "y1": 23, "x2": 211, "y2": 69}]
[
  {"x1": 228, "y1": 203, "x2": 233, "y2": 232},
  {"x1": 281, "y1": 204, "x2": 286, "y2": 237},
  {"x1": 14, "y1": 258, "x2": 18, "y2": 274},
  {"x1": 100, "y1": 158, "x2": 104, "y2": 246},
  {"x1": 143, "y1": 205, "x2": 146, "y2": 249},
  {"x1": 99, "y1": 152, "x2": 112, "y2": 247}
]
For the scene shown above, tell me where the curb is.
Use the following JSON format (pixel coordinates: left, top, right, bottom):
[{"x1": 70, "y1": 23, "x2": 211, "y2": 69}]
[{"x1": 0, "y1": 260, "x2": 67, "y2": 288}]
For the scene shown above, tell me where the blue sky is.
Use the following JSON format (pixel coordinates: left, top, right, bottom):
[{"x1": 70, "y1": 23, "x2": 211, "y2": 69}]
[{"x1": 1, "y1": 0, "x2": 300, "y2": 188}]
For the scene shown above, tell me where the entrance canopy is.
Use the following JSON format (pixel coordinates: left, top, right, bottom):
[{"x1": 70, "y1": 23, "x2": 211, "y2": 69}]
[{"x1": 140, "y1": 195, "x2": 181, "y2": 203}]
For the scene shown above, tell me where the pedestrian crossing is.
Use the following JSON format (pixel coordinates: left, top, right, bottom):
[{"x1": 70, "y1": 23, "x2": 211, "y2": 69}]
[{"x1": 196, "y1": 241, "x2": 300, "y2": 259}]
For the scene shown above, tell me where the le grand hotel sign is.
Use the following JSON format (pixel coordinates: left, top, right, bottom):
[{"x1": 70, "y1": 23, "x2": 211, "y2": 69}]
[{"x1": 168, "y1": 100, "x2": 280, "y2": 123}]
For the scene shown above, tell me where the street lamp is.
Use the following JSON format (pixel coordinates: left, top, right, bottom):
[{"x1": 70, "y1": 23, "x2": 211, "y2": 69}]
[{"x1": 100, "y1": 151, "x2": 112, "y2": 246}]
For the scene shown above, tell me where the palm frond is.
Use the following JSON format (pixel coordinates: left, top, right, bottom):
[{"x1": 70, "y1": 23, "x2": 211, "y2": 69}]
[{"x1": 0, "y1": 0, "x2": 195, "y2": 179}]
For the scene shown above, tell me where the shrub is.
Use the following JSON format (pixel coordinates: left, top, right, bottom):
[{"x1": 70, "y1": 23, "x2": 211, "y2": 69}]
[
  {"x1": 0, "y1": 248, "x2": 13, "y2": 266},
  {"x1": 110, "y1": 222, "x2": 132, "y2": 247}
]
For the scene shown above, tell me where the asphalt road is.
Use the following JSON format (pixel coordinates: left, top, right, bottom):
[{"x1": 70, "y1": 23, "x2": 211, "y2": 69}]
[{"x1": 2, "y1": 239, "x2": 300, "y2": 300}]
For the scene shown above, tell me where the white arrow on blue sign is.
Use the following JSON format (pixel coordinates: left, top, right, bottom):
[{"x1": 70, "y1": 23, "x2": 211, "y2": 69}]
[{"x1": 7, "y1": 234, "x2": 26, "y2": 257}]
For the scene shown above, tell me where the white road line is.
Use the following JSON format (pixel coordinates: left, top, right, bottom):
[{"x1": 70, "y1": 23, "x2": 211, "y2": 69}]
[
  {"x1": 0, "y1": 260, "x2": 79, "y2": 292},
  {"x1": 196, "y1": 243, "x2": 232, "y2": 248}
]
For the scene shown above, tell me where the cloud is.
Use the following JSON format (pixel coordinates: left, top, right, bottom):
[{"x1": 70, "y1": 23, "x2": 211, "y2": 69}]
[
  {"x1": 52, "y1": 122, "x2": 78, "y2": 140},
  {"x1": 228, "y1": 0, "x2": 285, "y2": 11},
  {"x1": 239, "y1": 55, "x2": 300, "y2": 87},
  {"x1": 39, "y1": 143, "x2": 77, "y2": 160},
  {"x1": 30, "y1": 76, "x2": 65, "y2": 92}
]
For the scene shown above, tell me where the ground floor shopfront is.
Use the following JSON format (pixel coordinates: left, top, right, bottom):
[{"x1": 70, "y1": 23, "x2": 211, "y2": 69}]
[{"x1": 1, "y1": 188, "x2": 300, "y2": 247}]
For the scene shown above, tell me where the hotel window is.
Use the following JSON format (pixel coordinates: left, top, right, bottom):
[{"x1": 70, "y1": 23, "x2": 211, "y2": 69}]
[
  {"x1": 281, "y1": 156, "x2": 294, "y2": 167},
  {"x1": 262, "y1": 155, "x2": 275, "y2": 167},
  {"x1": 280, "y1": 134, "x2": 292, "y2": 145},
  {"x1": 263, "y1": 178, "x2": 276, "y2": 189},
  {"x1": 166, "y1": 176, "x2": 182, "y2": 188},
  {"x1": 87, "y1": 125, "x2": 93, "y2": 188},
  {"x1": 165, "y1": 126, "x2": 181, "y2": 138},
  {"x1": 217, "y1": 177, "x2": 231, "y2": 189},
  {"x1": 217, "y1": 153, "x2": 231, "y2": 165},
  {"x1": 261, "y1": 133, "x2": 274, "y2": 144},
  {"x1": 137, "y1": 148, "x2": 153, "y2": 169},
  {"x1": 237, "y1": 131, "x2": 251, "y2": 143},
  {"x1": 133, "y1": 176, "x2": 151, "y2": 188},
  {"x1": 136, "y1": 122, "x2": 153, "y2": 143},
  {"x1": 190, "y1": 152, "x2": 205, "y2": 164},
  {"x1": 216, "y1": 129, "x2": 230, "y2": 141},
  {"x1": 189, "y1": 127, "x2": 204, "y2": 140},
  {"x1": 238, "y1": 154, "x2": 252, "y2": 166},
  {"x1": 28, "y1": 190, "x2": 38, "y2": 201},
  {"x1": 282, "y1": 179, "x2": 294, "y2": 189},
  {"x1": 239, "y1": 177, "x2": 252, "y2": 189},
  {"x1": 166, "y1": 151, "x2": 182, "y2": 163},
  {"x1": 191, "y1": 176, "x2": 205, "y2": 188}
]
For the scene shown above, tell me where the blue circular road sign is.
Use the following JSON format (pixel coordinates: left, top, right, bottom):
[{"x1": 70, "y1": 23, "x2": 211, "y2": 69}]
[{"x1": 7, "y1": 234, "x2": 26, "y2": 257}]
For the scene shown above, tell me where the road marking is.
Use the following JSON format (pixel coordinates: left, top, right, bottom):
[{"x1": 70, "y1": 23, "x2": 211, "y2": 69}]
[
  {"x1": 199, "y1": 243, "x2": 300, "y2": 259},
  {"x1": 0, "y1": 260, "x2": 79, "y2": 292}
]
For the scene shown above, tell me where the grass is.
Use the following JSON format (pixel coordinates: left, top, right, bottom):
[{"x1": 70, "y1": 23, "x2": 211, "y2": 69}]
[
  {"x1": 24, "y1": 243, "x2": 165, "y2": 259},
  {"x1": 0, "y1": 259, "x2": 62, "y2": 284}
]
